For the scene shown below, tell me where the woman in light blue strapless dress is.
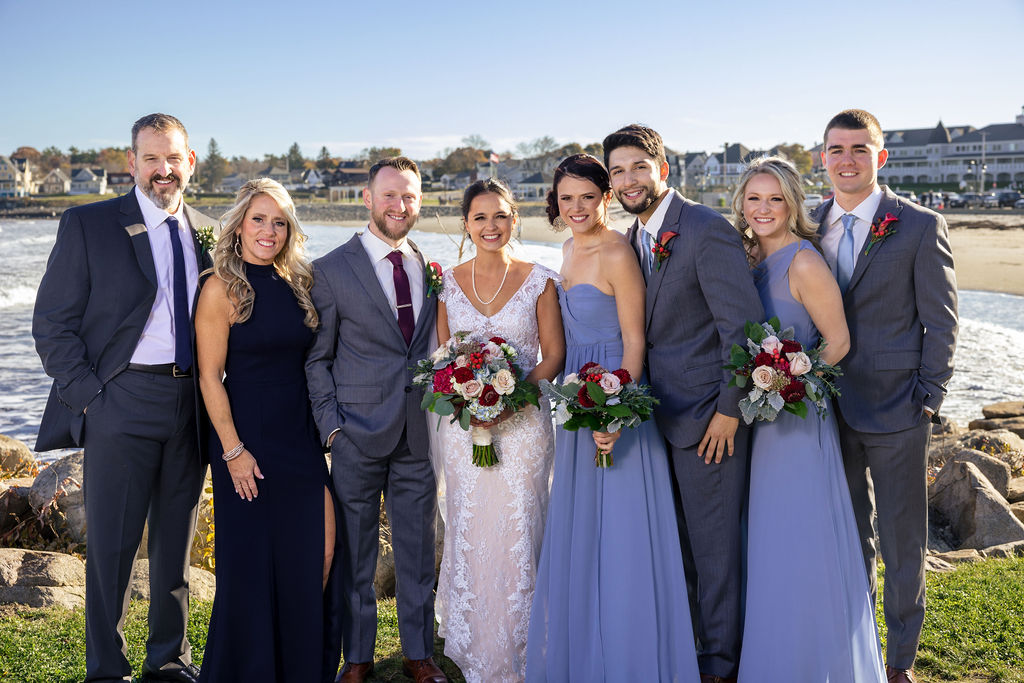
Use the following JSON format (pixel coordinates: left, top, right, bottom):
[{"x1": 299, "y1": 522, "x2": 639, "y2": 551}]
[
  {"x1": 732, "y1": 158, "x2": 885, "y2": 682},
  {"x1": 526, "y1": 154, "x2": 699, "y2": 682}
]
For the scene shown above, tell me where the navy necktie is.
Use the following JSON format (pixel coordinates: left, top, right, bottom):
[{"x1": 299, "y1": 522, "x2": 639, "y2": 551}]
[
  {"x1": 386, "y1": 250, "x2": 415, "y2": 346},
  {"x1": 166, "y1": 216, "x2": 192, "y2": 371}
]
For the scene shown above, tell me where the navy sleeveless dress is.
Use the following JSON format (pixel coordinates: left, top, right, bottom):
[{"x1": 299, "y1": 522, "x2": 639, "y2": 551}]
[
  {"x1": 737, "y1": 240, "x2": 885, "y2": 682},
  {"x1": 199, "y1": 263, "x2": 340, "y2": 683}
]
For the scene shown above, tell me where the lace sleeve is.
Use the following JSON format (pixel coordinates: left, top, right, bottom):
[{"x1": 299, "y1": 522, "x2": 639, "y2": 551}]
[
  {"x1": 439, "y1": 268, "x2": 458, "y2": 307},
  {"x1": 522, "y1": 263, "x2": 561, "y2": 303}
]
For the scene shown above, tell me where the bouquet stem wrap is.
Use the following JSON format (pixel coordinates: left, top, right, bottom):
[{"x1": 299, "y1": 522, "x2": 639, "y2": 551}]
[
  {"x1": 595, "y1": 447, "x2": 613, "y2": 468},
  {"x1": 471, "y1": 426, "x2": 497, "y2": 467}
]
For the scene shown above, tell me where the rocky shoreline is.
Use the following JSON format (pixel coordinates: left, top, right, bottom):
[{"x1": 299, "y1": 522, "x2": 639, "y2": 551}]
[{"x1": 3, "y1": 401, "x2": 1024, "y2": 609}]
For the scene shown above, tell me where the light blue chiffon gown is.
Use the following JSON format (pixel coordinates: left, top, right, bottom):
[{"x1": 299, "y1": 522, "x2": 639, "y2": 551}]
[
  {"x1": 525, "y1": 283, "x2": 700, "y2": 682},
  {"x1": 737, "y1": 240, "x2": 885, "y2": 682}
]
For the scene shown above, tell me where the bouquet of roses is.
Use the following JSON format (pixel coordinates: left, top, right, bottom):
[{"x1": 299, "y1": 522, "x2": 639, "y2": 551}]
[
  {"x1": 724, "y1": 317, "x2": 841, "y2": 424},
  {"x1": 539, "y1": 362, "x2": 658, "y2": 467},
  {"x1": 413, "y1": 331, "x2": 539, "y2": 467}
]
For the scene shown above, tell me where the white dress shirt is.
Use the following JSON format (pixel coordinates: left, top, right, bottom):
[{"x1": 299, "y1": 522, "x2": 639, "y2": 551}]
[
  {"x1": 130, "y1": 186, "x2": 200, "y2": 364},
  {"x1": 359, "y1": 227, "x2": 424, "y2": 323},
  {"x1": 821, "y1": 186, "x2": 883, "y2": 275}
]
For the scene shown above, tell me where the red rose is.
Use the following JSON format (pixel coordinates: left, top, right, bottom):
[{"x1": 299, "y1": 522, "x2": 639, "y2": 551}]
[
  {"x1": 453, "y1": 367, "x2": 474, "y2": 383},
  {"x1": 430, "y1": 261, "x2": 442, "y2": 274},
  {"x1": 780, "y1": 379, "x2": 806, "y2": 403},
  {"x1": 577, "y1": 385, "x2": 596, "y2": 408},
  {"x1": 781, "y1": 340, "x2": 802, "y2": 354},
  {"x1": 479, "y1": 385, "x2": 500, "y2": 407},
  {"x1": 489, "y1": 336, "x2": 506, "y2": 345},
  {"x1": 754, "y1": 352, "x2": 774, "y2": 367},
  {"x1": 612, "y1": 368, "x2": 632, "y2": 385},
  {"x1": 433, "y1": 366, "x2": 454, "y2": 394},
  {"x1": 579, "y1": 361, "x2": 601, "y2": 375}
]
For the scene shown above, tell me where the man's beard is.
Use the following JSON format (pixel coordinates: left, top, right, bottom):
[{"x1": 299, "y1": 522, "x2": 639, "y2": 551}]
[
  {"x1": 616, "y1": 183, "x2": 658, "y2": 215},
  {"x1": 371, "y1": 205, "x2": 418, "y2": 241},
  {"x1": 141, "y1": 173, "x2": 184, "y2": 210}
]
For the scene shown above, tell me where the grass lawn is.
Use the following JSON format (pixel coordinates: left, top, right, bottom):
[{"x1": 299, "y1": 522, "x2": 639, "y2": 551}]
[{"x1": 1, "y1": 558, "x2": 1021, "y2": 682}]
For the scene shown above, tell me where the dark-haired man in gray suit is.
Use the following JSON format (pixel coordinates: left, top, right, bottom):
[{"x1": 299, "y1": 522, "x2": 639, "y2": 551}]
[
  {"x1": 33, "y1": 113, "x2": 213, "y2": 683},
  {"x1": 813, "y1": 109, "x2": 957, "y2": 683},
  {"x1": 306, "y1": 157, "x2": 446, "y2": 683},
  {"x1": 605, "y1": 124, "x2": 764, "y2": 683}
]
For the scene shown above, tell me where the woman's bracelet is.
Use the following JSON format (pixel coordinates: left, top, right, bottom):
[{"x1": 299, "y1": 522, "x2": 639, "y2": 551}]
[{"x1": 223, "y1": 442, "x2": 245, "y2": 461}]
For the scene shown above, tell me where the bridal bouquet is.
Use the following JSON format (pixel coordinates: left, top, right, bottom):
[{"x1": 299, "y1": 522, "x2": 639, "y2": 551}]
[
  {"x1": 414, "y1": 331, "x2": 539, "y2": 467},
  {"x1": 725, "y1": 317, "x2": 841, "y2": 424},
  {"x1": 539, "y1": 362, "x2": 658, "y2": 468}
]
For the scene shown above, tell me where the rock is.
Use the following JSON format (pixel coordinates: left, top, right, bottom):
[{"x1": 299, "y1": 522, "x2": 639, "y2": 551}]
[
  {"x1": 931, "y1": 416, "x2": 961, "y2": 437},
  {"x1": 28, "y1": 452, "x2": 86, "y2": 545},
  {"x1": 928, "y1": 460, "x2": 1024, "y2": 549},
  {"x1": 929, "y1": 548, "x2": 983, "y2": 564},
  {"x1": 968, "y1": 416, "x2": 1024, "y2": 439},
  {"x1": 1009, "y1": 478, "x2": 1024, "y2": 504},
  {"x1": 190, "y1": 471, "x2": 215, "y2": 570},
  {"x1": 0, "y1": 548, "x2": 86, "y2": 608},
  {"x1": 980, "y1": 540, "x2": 1024, "y2": 558},
  {"x1": 1011, "y1": 501, "x2": 1024, "y2": 525},
  {"x1": 0, "y1": 434, "x2": 35, "y2": 479},
  {"x1": 927, "y1": 511, "x2": 957, "y2": 553},
  {"x1": 373, "y1": 502, "x2": 444, "y2": 599},
  {"x1": 129, "y1": 559, "x2": 216, "y2": 602},
  {"x1": 925, "y1": 555, "x2": 956, "y2": 573},
  {"x1": 982, "y1": 400, "x2": 1024, "y2": 419},
  {"x1": 949, "y1": 449, "x2": 1012, "y2": 499},
  {"x1": 0, "y1": 480, "x2": 35, "y2": 537},
  {"x1": 935, "y1": 430, "x2": 1024, "y2": 475}
]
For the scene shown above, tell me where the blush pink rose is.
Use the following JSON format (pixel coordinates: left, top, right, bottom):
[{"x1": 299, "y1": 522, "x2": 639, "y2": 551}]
[
  {"x1": 461, "y1": 379, "x2": 483, "y2": 399},
  {"x1": 761, "y1": 335, "x2": 783, "y2": 355},
  {"x1": 492, "y1": 369, "x2": 516, "y2": 395},
  {"x1": 751, "y1": 365, "x2": 778, "y2": 390},
  {"x1": 786, "y1": 351, "x2": 812, "y2": 376},
  {"x1": 598, "y1": 372, "x2": 622, "y2": 395}
]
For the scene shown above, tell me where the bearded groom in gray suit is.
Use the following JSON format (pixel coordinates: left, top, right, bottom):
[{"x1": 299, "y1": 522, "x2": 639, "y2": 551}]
[
  {"x1": 305, "y1": 157, "x2": 447, "y2": 683},
  {"x1": 813, "y1": 109, "x2": 958, "y2": 683},
  {"x1": 33, "y1": 114, "x2": 212, "y2": 683},
  {"x1": 605, "y1": 124, "x2": 764, "y2": 682}
]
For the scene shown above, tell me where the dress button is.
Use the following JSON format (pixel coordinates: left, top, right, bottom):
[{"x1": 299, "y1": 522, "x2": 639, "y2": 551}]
[{"x1": 647, "y1": 341, "x2": 654, "y2": 349}]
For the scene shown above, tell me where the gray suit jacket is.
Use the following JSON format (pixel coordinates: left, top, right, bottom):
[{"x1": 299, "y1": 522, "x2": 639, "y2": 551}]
[
  {"x1": 305, "y1": 234, "x2": 436, "y2": 459},
  {"x1": 628, "y1": 191, "x2": 765, "y2": 448},
  {"x1": 32, "y1": 189, "x2": 214, "y2": 451},
  {"x1": 812, "y1": 186, "x2": 957, "y2": 433}
]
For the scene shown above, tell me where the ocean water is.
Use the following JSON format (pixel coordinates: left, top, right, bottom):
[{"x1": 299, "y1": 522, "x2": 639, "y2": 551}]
[{"x1": 1, "y1": 218, "x2": 1021, "y2": 461}]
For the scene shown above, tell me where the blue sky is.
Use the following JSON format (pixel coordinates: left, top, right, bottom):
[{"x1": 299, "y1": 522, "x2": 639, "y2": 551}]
[{"x1": 2, "y1": 0, "x2": 1022, "y2": 161}]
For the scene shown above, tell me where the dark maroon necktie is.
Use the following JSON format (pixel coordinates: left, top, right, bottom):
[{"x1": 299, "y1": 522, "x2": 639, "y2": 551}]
[{"x1": 386, "y1": 250, "x2": 415, "y2": 345}]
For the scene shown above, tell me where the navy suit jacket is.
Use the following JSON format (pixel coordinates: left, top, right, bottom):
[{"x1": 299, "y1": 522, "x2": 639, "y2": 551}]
[{"x1": 32, "y1": 188, "x2": 215, "y2": 451}]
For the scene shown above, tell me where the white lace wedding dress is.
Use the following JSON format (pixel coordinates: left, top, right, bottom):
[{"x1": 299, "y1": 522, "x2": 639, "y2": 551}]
[{"x1": 432, "y1": 263, "x2": 558, "y2": 683}]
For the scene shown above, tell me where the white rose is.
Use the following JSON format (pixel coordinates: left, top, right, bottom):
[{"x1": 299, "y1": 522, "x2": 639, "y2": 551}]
[
  {"x1": 492, "y1": 369, "x2": 516, "y2": 395},
  {"x1": 751, "y1": 365, "x2": 778, "y2": 391},
  {"x1": 482, "y1": 341, "x2": 501, "y2": 358},
  {"x1": 787, "y1": 351, "x2": 812, "y2": 376},
  {"x1": 454, "y1": 355, "x2": 469, "y2": 368},
  {"x1": 598, "y1": 372, "x2": 622, "y2": 395},
  {"x1": 461, "y1": 379, "x2": 483, "y2": 398},
  {"x1": 563, "y1": 372, "x2": 578, "y2": 385},
  {"x1": 761, "y1": 335, "x2": 782, "y2": 355}
]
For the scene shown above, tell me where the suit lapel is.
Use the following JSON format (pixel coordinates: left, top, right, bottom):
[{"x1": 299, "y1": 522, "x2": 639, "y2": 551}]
[
  {"x1": 625, "y1": 220, "x2": 642, "y2": 264},
  {"x1": 845, "y1": 188, "x2": 904, "y2": 294},
  {"x1": 119, "y1": 190, "x2": 157, "y2": 288},
  {"x1": 342, "y1": 235, "x2": 406, "y2": 342},
  {"x1": 644, "y1": 193, "x2": 683, "y2": 332}
]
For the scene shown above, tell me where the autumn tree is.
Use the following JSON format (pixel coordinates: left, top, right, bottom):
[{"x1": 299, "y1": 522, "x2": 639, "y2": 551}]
[
  {"x1": 10, "y1": 146, "x2": 42, "y2": 167},
  {"x1": 775, "y1": 143, "x2": 812, "y2": 176},
  {"x1": 359, "y1": 146, "x2": 402, "y2": 164},
  {"x1": 97, "y1": 147, "x2": 129, "y2": 174},
  {"x1": 435, "y1": 147, "x2": 486, "y2": 177},
  {"x1": 40, "y1": 146, "x2": 69, "y2": 172}
]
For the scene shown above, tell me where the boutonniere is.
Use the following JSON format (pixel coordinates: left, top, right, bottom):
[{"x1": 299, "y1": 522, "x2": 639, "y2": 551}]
[
  {"x1": 863, "y1": 213, "x2": 898, "y2": 255},
  {"x1": 195, "y1": 225, "x2": 218, "y2": 252},
  {"x1": 425, "y1": 261, "x2": 443, "y2": 297},
  {"x1": 652, "y1": 231, "x2": 679, "y2": 271}
]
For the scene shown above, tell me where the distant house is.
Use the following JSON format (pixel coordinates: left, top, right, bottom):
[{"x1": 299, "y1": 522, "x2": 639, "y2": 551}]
[
  {"x1": 513, "y1": 171, "x2": 552, "y2": 200},
  {"x1": 0, "y1": 156, "x2": 30, "y2": 197},
  {"x1": 297, "y1": 168, "x2": 325, "y2": 191},
  {"x1": 38, "y1": 168, "x2": 71, "y2": 195},
  {"x1": 327, "y1": 164, "x2": 370, "y2": 201},
  {"x1": 107, "y1": 172, "x2": 133, "y2": 195},
  {"x1": 218, "y1": 172, "x2": 247, "y2": 194},
  {"x1": 259, "y1": 165, "x2": 291, "y2": 185},
  {"x1": 70, "y1": 167, "x2": 108, "y2": 195}
]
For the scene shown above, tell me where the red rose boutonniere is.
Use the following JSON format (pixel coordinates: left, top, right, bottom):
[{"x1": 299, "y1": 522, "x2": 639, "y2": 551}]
[
  {"x1": 652, "y1": 231, "x2": 679, "y2": 271},
  {"x1": 863, "y1": 213, "x2": 898, "y2": 255},
  {"x1": 426, "y1": 261, "x2": 443, "y2": 297}
]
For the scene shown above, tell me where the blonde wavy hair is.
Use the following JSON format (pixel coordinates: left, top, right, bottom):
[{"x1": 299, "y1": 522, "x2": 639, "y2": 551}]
[
  {"x1": 731, "y1": 156, "x2": 820, "y2": 265},
  {"x1": 208, "y1": 178, "x2": 318, "y2": 329}
]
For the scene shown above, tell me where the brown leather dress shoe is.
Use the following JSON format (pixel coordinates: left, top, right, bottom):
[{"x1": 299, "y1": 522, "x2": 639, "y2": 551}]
[
  {"x1": 335, "y1": 661, "x2": 374, "y2": 683},
  {"x1": 402, "y1": 656, "x2": 448, "y2": 683},
  {"x1": 886, "y1": 666, "x2": 917, "y2": 683}
]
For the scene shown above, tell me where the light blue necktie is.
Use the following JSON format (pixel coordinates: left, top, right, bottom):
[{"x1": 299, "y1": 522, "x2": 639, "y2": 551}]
[
  {"x1": 837, "y1": 213, "x2": 857, "y2": 293},
  {"x1": 640, "y1": 229, "x2": 653, "y2": 278}
]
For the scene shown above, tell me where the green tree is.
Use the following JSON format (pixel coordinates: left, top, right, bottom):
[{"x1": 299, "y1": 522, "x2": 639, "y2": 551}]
[
  {"x1": 555, "y1": 142, "x2": 583, "y2": 158},
  {"x1": 203, "y1": 138, "x2": 228, "y2": 192},
  {"x1": 775, "y1": 143, "x2": 812, "y2": 176},
  {"x1": 316, "y1": 146, "x2": 335, "y2": 172},
  {"x1": 40, "y1": 146, "x2": 69, "y2": 172},
  {"x1": 584, "y1": 142, "x2": 603, "y2": 158},
  {"x1": 360, "y1": 146, "x2": 403, "y2": 164},
  {"x1": 69, "y1": 147, "x2": 98, "y2": 165},
  {"x1": 286, "y1": 142, "x2": 304, "y2": 170}
]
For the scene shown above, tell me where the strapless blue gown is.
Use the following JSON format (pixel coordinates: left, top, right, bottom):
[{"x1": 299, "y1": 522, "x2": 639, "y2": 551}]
[
  {"x1": 525, "y1": 284, "x2": 699, "y2": 682},
  {"x1": 737, "y1": 241, "x2": 885, "y2": 682}
]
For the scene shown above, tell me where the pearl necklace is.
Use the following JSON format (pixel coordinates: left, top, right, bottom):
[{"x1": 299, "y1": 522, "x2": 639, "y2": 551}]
[{"x1": 472, "y1": 258, "x2": 511, "y2": 306}]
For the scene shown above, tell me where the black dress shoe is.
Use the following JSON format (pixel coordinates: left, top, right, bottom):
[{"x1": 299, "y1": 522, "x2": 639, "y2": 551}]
[{"x1": 138, "y1": 663, "x2": 201, "y2": 682}]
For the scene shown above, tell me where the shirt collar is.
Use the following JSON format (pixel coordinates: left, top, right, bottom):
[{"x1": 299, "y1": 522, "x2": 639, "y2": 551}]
[
  {"x1": 827, "y1": 185, "x2": 883, "y2": 228},
  {"x1": 360, "y1": 225, "x2": 416, "y2": 263},
  {"x1": 134, "y1": 185, "x2": 188, "y2": 231},
  {"x1": 639, "y1": 188, "x2": 676, "y2": 236}
]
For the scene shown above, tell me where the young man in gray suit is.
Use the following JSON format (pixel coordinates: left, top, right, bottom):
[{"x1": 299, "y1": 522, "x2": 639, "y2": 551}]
[
  {"x1": 305, "y1": 157, "x2": 446, "y2": 683},
  {"x1": 814, "y1": 109, "x2": 958, "y2": 683},
  {"x1": 605, "y1": 124, "x2": 764, "y2": 683},
  {"x1": 33, "y1": 114, "x2": 213, "y2": 683}
]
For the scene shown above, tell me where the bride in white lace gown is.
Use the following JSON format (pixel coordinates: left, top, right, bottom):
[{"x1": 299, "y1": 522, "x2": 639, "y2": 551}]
[{"x1": 432, "y1": 179, "x2": 564, "y2": 683}]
